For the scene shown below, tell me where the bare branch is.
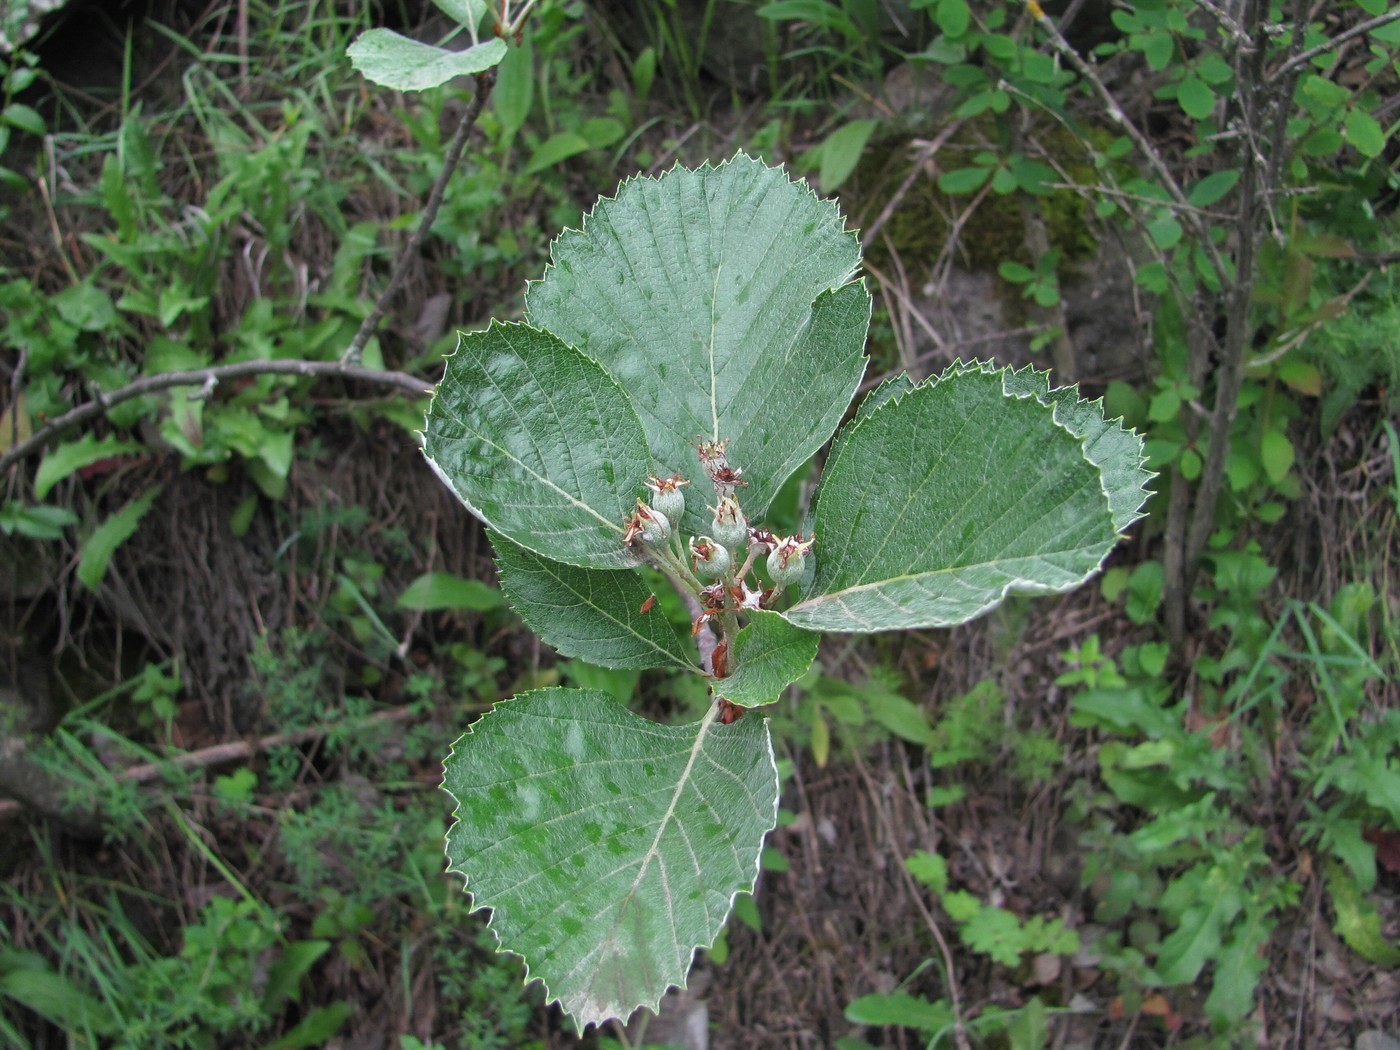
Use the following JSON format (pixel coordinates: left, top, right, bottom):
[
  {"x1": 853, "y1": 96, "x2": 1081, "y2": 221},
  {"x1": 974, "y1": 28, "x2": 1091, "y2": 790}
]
[
  {"x1": 1276, "y1": 8, "x2": 1400, "y2": 77},
  {"x1": 0, "y1": 706, "x2": 425, "y2": 827},
  {"x1": 0, "y1": 359, "x2": 431, "y2": 475},
  {"x1": 342, "y1": 69, "x2": 498, "y2": 365}
]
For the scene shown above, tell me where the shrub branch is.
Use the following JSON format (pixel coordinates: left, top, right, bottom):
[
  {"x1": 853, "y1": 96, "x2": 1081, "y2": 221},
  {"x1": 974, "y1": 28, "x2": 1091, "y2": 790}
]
[
  {"x1": 0, "y1": 360, "x2": 430, "y2": 473},
  {"x1": 341, "y1": 69, "x2": 498, "y2": 366}
]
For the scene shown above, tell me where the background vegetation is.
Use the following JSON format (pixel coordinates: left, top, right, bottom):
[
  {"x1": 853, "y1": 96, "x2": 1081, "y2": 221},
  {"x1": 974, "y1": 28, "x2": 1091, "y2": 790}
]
[{"x1": 1, "y1": 0, "x2": 1397, "y2": 1047}]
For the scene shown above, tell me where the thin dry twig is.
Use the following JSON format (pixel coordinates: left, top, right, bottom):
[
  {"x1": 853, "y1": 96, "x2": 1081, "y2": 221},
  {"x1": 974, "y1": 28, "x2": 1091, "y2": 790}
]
[
  {"x1": 1276, "y1": 7, "x2": 1400, "y2": 75},
  {"x1": 0, "y1": 359, "x2": 430, "y2": 474},
  {"x1": 0, "y1": 706, "x2": 423, "y2": 824},
  {"x1": 342, "y1": 70, "x2": 498, "y2": 365}
]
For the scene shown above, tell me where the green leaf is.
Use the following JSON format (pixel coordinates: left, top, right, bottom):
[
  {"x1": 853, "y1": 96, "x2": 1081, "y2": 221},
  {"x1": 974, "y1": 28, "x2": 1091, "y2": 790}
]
[
  {"x1": 580, "y1": 116, "x2": 625, "y2": 149},
  {"x1": 1186, "y1": 169, "x2": 1239, "y2": 207},
  {"x1": 819, "y1": 118, "x2": 878, "y2": 192},
  {"x1": 905, "y1": 850, "x2": 948, "y2": 891},
  {"x1": 397, "y1": 572, "x2": 504, "y2": 612},
  {"x1": 935, "y1": 0, "x2": 970, "y2": 37},
  {"x1": 632, "y1": 46, "x2": 657, "y2": 101},
  {"x1": 0, "y1": 502, "x2": 79, "y2": 540},
  {"x1": 720, "y1": 609, "x2": 819, "y2": 707},
  {"x1": 526, "y1": 156, "x2": 869, "y2": 535},
  {"x1": 845, "y1": 992, "x2": 954, "y2": 1032},
  {"x1": 423, "y1": 321, "x2": 651, "y2": 570},
  {"x1": 863, "y1": 689, "x2": 935, "y2": 745},
  {"x1": 1259, "y1": 428, "x2": 1294, "y2": 483},
  {"x1": 431, "y1": 0, "x2": 488, "y2": 30},
  {"x1": 1324, "y1": 859, "x2": 1400, "y2": 966},
  {"x1": 1153, "y1": 867, "x2": 1240, "y2": 984},
  {"x1": 1147, "y1": 214, "x2": 1183, "y2": 250},
  {"x1": 492, "y1": 535, "x2": 698, "y2": 671},
  {"x1": 959, "y1": 905, "x2": 1029, "y2": 966},
  {"x1": 262, "y1": 940, "x2": 331, "y2": 1011},
  {"x1": 494, "y1": 37, "x2": 534, "y2": 137},
  {"x1": 2, "y1": 102, "x2": 45, "y2": 136},
  {"x1": 34, "y1": 434, "x2": 142, "y2": 500},
  {"x1": 785, "y1": 364, "x2": 1138, "y2": 632},
  {"x1": 937, "y1": 165, "x2": 990, "y2": 194},
  {"x1": 443, "y1": 689, "x2": 778, "y2": 1032},
  {"x1": 523, "y1": 131, "x2": 591, "y2": 174},
  {"x1": 1203, "y1": 914, "x2": 1273, "y2": 1026},
  {"x1": 347, "y1": 29, "x2": 507, "y2": 91},
  {"x1": 1000, "y1": 365, "x2": 1154, "y2": 533},
  {"x1": 1177, "y1": 75, "x2": 1214, "y2": 120},
  {"x1": 0, "y1": 963, "x2": 117, "y2": 1036},
  {"x1": 1141, "y1": 29, "x2": 1174, "y2": 70},
  {"x1": 853, "y1": 374, "x2": 915, "y2": 428},
  {"x1": 54, "y1": 282, "x2": 118, "y2": 332},
  {"x1": 998, "y1": 261, "x2": 1035, "y2": 284},
  {"x1": 77, "y1": 485, "x2": 164, "y2": 592},
  {"x1": 1345, "y1": 107, "x2": 1385, "y2": 158},
  {"x1": 262, "y1": 1002, "x2": 352, "y2": 1050},
  {"x1": 1008, "y1": 997, "x2": 1049, "y2": 1049}
]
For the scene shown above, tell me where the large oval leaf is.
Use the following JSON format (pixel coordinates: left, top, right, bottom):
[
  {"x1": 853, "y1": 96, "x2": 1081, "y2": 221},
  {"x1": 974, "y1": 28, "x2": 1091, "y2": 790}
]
[
  {"x1": 423, "y1": 322, "x2": 649, "y2": 570},
  {"x1": 525, "y1": 155, "x2": 869, "y2": 533},
  {"x1": 492, "y1": 534, "x2": 699, "y2": 671},
  {"x1": 443, "y1": 689, "x2": 778, "y2": 1032},
  {"x1": 785, "y1": 365, "x2": 1132, "y2": 632}
]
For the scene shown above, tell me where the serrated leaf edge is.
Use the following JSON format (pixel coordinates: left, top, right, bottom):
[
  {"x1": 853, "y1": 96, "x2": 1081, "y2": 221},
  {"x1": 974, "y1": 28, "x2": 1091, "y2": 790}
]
[
  {"x1": 440, "y1": 693, "x2": 778, "y2": 1032},
  {"x1": 789, "y1": 363, "x2": 1136, "y2": 631},
  {"x1": 993, "y1": 361, "x2": 1155, "y2": 532},
  {"x1": 522, "y1": 153, "x2": 866, "y2": 519},
  {"x1": 525, "y1": 152, "x2": 861, "y2": 306}
]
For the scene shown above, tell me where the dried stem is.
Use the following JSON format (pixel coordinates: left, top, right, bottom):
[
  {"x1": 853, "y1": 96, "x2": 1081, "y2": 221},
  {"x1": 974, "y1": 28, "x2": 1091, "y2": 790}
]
[
  {"x1": 341, "y1": 69, "x2": 498, "y2": 365},
  {"x1": 0, "y1": 707, "x2": 423, "y2": 827},
  {"x1": 0, "y1": 359, "x2": 429, "y2": 474}
]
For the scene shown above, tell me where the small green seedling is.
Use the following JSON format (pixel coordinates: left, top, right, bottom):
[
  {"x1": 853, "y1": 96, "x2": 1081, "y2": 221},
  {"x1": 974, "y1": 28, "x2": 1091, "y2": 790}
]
[{"x1": 423, "y1": 156, "x2": 1150, "y2": 1032}]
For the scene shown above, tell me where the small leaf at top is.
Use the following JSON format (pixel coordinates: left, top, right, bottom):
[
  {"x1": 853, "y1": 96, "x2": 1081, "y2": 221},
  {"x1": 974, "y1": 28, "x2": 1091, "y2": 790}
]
[
  {"x1": 785, "y1": 365, "x2": 1131, "y2": 633},
  {"x1": 347, "y1": 30, "x2": 506, "y2": 91},
  {"x1": 719, "y1": 609, "x2": 819, "y2": 707},
  {"x1": 526, "y1": 155, "x2": 869, "y2": 535},
  {"x1": 443, "y1": 688, "x2": 778, "y2": 1032},
  {"x1": 492, "y1": 534, "x2": 699, "y2": 671},
  {"x1": 431, "y1": 0, "x2": 488, "y2": 33},
  {"x1": 1186, "y1": 169, "x2": 1240, "y2": 208},
  {"x1": 423, "y1": 321, "x2": 650, "y2": 570}
]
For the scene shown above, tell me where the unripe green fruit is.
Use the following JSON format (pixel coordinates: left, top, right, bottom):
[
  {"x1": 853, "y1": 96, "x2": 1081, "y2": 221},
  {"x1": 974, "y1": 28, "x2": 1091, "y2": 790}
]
[
  {"x1": 639, "y1": 507, "x2": 671, "y2": 547},
  {"x1": 766, "y1": 535, "x2": 813, "y2": 587},
  {"x1": 689, "y1": 535, "x2": 732, "y2": 579},
  {"x1": 710, "y1": 495, "x2": 747, "y2": 550},
  {"x1": 646, "y1": 474, "x2": 688, "y2": 523}
]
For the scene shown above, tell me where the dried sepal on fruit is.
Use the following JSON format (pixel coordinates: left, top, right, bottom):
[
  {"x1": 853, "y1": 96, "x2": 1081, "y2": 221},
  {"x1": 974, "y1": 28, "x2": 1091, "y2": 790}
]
[
  {"x1": 766, "y1": 534, "x2": 814, "y2": 587},
  {"x1": 690, "y1": 535, "x2": 732, "y2": 580},
  {"x1": 623, "y1": 500, "x2": 671, "y2": 548},
  {"x1": 645, "y1": 473, "x2": 689, "y2": 523},
  {"x1": 711, "y1": 494, "x2": 748, "y2": 550}
]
